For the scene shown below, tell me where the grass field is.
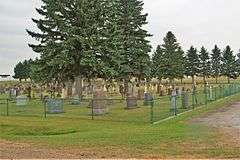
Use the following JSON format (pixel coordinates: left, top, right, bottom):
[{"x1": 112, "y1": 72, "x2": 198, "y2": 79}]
[{"x1": 0, "y1": 91, "x2": 240, "y2": 158}]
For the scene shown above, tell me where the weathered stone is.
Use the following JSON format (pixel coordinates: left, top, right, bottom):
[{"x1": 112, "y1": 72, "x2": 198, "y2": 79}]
[
  {"x1": 144, "y1": 92, "x2": 153, "y2": 106},
  {"x1": 46, "y1": 99, "x2": 64, "y2": 114},
  {"x1": 181, "y1": 90, "x2": 189, "y2": 109},
  {"x1": 126, "y1": 84, "x2": 138, "y2": 109},
  {"x1": 16, "y1": 95, "x2": 28, "y2": 106},
  {"x1": 92, "y1": 79, "x2": 108, "y2": 115}
]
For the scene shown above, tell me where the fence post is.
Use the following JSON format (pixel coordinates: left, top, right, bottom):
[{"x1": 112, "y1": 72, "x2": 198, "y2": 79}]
[
  {"x1": 204, "y1": 86, "x2": 208, "y2": 105},
  {"x1": 6, "y1": 99, "x2": 9, "y2": 116},
  {"x1": 214, "y1": 87, "x2": 218, "y2": 101},
  {"x1": 192, "y1": 90, "x2": 195, "y2": 109},
  {"x1": 150, "y1": 100, "x2": 154, "y2": 124},
  {"x1": 44, "y1": 100, "x2": 47, "y2": 118},
  {"x1": 91, "y1": 99, "x2": 94, "y2": 120}
]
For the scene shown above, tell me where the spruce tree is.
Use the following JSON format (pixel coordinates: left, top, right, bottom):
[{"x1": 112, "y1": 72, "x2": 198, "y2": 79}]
[
  {"x1": 222, "y1": 46, "x2": 237, "y2": 83},
  {"x1": 113, "y1": 0, "x2": 152, "y2": 97},
  {"x1": 185, "y1": 46, "x2": 199, "y2": 88},
  {"x1": 13, "y1": 62, "x2": 24, "y2": 82},
  {"x1": 161, "y1": 31, "x2": 183, "y2": 87},
  {"x1": 152, "y1": 45, "x2": 165, "y2": 93},
  {"x1": 152, "y1": 45, "x2": 164, "y2": 82},
  {"x1": 27, "y1": 0, "x2": 116, "y2": 98},
  {"x1": 199, "y1": 47, "x2": 211, "y2": 85},
  {"x1": 211, "y1": 45, "x2": 222, "y2": 84},
  {"x1": 237, "y1": 49, "x2": 240, "y2": 77}
]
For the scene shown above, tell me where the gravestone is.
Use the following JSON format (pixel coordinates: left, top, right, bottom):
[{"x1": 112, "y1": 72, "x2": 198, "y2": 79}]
[
  {"x1": 181, "y1": 90, "x2": 189, "y2": 109},
  {"x1": 46, "y1": 99, "x2": 64, "y2": 114},
  {"x1": 92, "y1": 79, "x2": 108, "y2": 115},
  {"x1": 170, "y1": 90, "x2": 177, "y2": 115},
  {"x1": 9, "y1": 88, "x2": 17, "y2": 99},
  {"x1": 144, "y1": 92, "x2": 153, "y2": 106},
  {"x1": 126, "y1": 84, "x2": 138, "y2": 109},
  {"x1": 16, "y1": 95, "x2": 28, "y2": 106},
  {"x1": 208, "y1": 86, "x2": 213, "y2": 101},
  {"x1": 71, "y1": 95, "x2": 80, "y2": 105}
]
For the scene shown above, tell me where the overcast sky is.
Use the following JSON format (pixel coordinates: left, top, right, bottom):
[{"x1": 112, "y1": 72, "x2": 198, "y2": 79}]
[{"x1": 0, "y1": 0, "x2": 239, "y2": 76}]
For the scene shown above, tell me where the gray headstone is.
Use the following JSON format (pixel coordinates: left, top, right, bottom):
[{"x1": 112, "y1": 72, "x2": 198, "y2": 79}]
[
  {"x1": 71, "y1": 95, "x2": 80, "y2": 105},
  {"x1": 170, "y1": 90, "x2": 177, "y2": 115},
  {"x1": 92, "y1": 79, "x2": 108, "y2": 115},
  {"x1": 46, "y1": 99, "x2": 64, "y2": 114},
  {"x1": 181, "y1": 91, "x2": 189, "y2": 109},
  {"x1": 144, "y1": 92, "x2": 153, "y2": 106},
  {"x1": 16, "y1": 95, "x2": 28, "y2": 106}
]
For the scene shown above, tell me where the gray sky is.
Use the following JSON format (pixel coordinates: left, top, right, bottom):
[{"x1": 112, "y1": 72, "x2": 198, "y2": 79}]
[{"x1": 0, "y1": 0, "x2": 239, "y2": 76}]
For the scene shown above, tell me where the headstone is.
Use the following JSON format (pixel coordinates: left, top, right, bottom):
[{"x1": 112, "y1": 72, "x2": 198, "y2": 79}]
[
  {"x1": 170, "y1": 90, "x2": 177, "y2": 115},
  {"x1": 208, "y1": 86, "x2": 213, "y2": 101},
  {"x1": 92, "y1": 79, "x2": 108, "y2": 115},
  {"x1": 71, "y1": 95, "x2": 80, "y2": 105},
  {"x1": 16, "y1": 95, "x2": 28, "y2": 106},
  {"x1": 9, "y1": 88, "x2": 17, "y2": 99},
  {"x1": 181, "y1": 90, "x2": 189, "y2": 109},
  {"x1": 144, "y1": 92, "x2": 153, "y2": 106},
  {"x1": 46, "y1": 99, "x2": 64, "y2": 114},
  {"x1": 126, "y1": 84, "x2": 138, "y2": 109}
]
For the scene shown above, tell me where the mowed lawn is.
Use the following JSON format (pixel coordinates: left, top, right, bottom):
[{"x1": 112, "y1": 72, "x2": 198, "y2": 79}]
[{"x1": 0, "y1": 94, "x2": 240, "y2": 158}]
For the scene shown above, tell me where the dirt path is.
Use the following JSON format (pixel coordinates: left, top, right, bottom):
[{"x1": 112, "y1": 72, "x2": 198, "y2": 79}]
[
  {"x1": 193, "y1": 102, "x2": 240, "y2": 145},
  {"x1": 0, "y1": 140, "x2": 85, "y2": 159}
]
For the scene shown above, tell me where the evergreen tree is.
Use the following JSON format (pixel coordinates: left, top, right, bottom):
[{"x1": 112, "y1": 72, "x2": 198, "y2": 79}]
[
  {"x1": 185, "y1": 46, "x2": 199, "y2": 88},
  {"x1": 237, "y1": 49, "x2": 240, "y2": 77},
  {"x1": 13, "y1": 59, "x2": 33, "y2": 81},
  {"x1": 176, "y1": 47, "x2": 185, "y2": 82},
  {"x1": 222, "y1": 45, "x2": 237, "y2": 83},
  {"x1": 199, "y1": 47, "x2": 211, "y2": 85},
  {"x1": 113, "y1": 0, "x2": 152, "y2": 96},
  {"x1": 152, "y1": 45, "x2": 164, "y2": 82},
  {"x1": 27, "y1": 0, "x2": 117, "y2": 98},
  {"x1": 13, "y1": 62, "x2": 24, "y2": 82},
  {"x1": 161, "y1": 31, "x2": 183, "y2": 87},
  {"x1": 211, "y1": 45, "x2": 222, "y2": 84}
]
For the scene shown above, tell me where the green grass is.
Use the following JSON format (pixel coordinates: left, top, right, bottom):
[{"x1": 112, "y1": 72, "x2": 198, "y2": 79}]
[{"x1": 0, "y1": 92, "x2": 240, "y2": 158}]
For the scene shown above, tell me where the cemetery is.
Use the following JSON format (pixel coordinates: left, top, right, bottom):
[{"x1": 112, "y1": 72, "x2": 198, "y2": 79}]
[
  {"x1": 1, "y1": 79, "x2": 240, "y2": 124},
  {"x1": 1, "y1": 0, "x2": 240, "y2": 158}
]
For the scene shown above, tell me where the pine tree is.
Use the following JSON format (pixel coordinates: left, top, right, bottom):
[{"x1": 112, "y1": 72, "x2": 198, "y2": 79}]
[
  {"x1": 222, "y1": 46, "x2": 237, "y2": 83},
  {"x1": 13, "y1": 62, "x2": 24, "y2": 82},
  {"x1": 152, "y1": 45, "x2": 164, "y2": 82},
  {"x1": 199, "y1": 47, "x2": 211, "y2": 85},
  {"x1": 27, "y1": 0, "x2": 116, "y2": 98},
  {"x1": 185, "y1": 46, "x2": 199, "y2": 88},
  {"x1": 176, "y1": 47, "x2": 185, "y2": 82},
  {"x1": 211, "y1": 45, "x2": 222, "y2": 84},
  {"x1": 113, "y1": 0, "x2": 152, "y2": 97},
  {"x1": 237, "y1": 49, "x2": 240, "y2": 77},
  {"x1": 161, "y1": 31, "x2": 184, "y2": 87}
]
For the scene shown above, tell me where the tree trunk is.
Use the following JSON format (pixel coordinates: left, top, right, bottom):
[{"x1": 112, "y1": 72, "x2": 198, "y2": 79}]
[
  {"x1": 192, "y1": 76, "x2": 195, "y2": 89},
  {"x1": 227, "y1": 77, "x2": 230, "y2": 84},
  {"x1": 169, "y1": 78, "x2": 175, "y2": 89},
  {"x1": 74, "y1": 76, "x2": 83, "y2": 99},
  {"x1": 124, "y1": 78, "x2": 129, "y2": 98},
  {"x1": 215, "y1": 76, "x2": 218, "y2": 84},
  {"x1": 203, "y1": 76, "x2": 206, "y2": 85},
  {"x1": 40, "y1": 86, "x2": 43, "y2": 100}
]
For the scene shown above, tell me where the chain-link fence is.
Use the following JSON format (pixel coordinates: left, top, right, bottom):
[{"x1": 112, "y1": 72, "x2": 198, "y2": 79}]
[
  {"x1": 1, "y1": 84, "x2": 240, "y2": 124},
  {"x1": 150, "y1": 83, "x2": 240, "y2": 123}
]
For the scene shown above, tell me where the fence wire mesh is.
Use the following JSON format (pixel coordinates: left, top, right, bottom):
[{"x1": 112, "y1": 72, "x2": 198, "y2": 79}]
[{"x1": 0, "y1": 84, "x2": 240, "y2": 124}]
